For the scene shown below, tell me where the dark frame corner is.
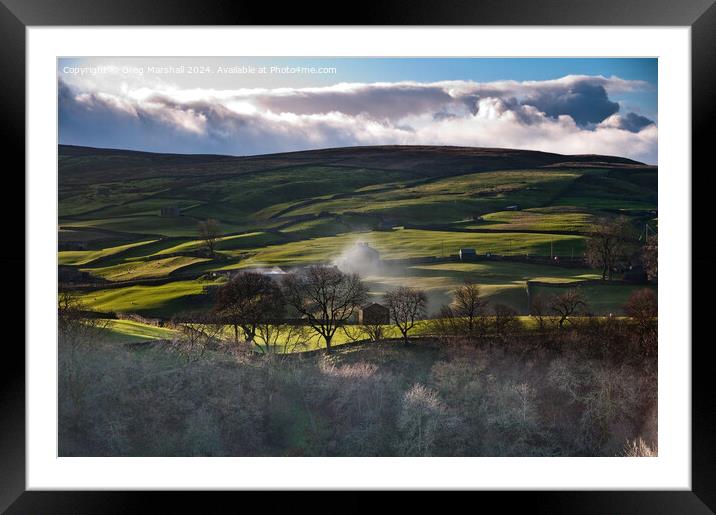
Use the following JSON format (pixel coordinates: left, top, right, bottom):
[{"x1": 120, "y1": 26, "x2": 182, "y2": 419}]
[{"x1": 2, "y1": 0, "x2": 713, "y2": 512}]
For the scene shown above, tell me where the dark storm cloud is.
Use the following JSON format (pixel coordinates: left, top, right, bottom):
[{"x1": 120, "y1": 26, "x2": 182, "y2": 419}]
[{"x1": 524, "y1": 81, "x2": 620, "y2": 126}]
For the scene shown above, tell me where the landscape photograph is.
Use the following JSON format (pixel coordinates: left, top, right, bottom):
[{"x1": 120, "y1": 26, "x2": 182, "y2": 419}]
[{"x1": 57, "y1": 57, "x2": 658, "y2": 457}]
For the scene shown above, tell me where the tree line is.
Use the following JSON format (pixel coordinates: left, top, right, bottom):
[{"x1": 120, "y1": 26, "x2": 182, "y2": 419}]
[{"x1": 201, "y1": 264, "x2": 657, "y2": 356}]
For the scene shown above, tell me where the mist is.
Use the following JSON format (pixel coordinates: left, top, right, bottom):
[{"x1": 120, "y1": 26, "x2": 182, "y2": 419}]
[{"x1": 333, "y1": 241, "x2": 452, "y2": 314}]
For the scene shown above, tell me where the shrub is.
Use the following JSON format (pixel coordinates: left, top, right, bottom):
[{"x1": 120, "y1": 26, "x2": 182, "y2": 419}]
[{"x1": 397, "y1": 384, "x2": 449, "y2": 456}]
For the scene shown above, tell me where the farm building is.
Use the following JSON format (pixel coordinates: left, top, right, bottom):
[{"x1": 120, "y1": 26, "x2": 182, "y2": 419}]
[
  {"x1": 160, "y1": 206, "x2": 181, "y2": 217},
  {"x1": 358, "y1": 303, "x2": 390, "y2": 325},
  {"x1": 459, "y1": 248, "x2": 477, "y2": 261}
]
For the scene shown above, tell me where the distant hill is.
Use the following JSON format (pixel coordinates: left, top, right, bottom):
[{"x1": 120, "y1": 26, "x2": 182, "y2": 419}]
[
  {"x1": 58, "y1": 144, "x2": 652, "y2": 185},
  {"x1": 260, "y1": 145, "x2": 647, "y2": 172}
]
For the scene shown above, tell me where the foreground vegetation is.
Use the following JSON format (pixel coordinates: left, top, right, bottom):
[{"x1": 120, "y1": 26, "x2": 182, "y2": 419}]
[
  {"x1": 59, "y1": 316, "x2": 657, "y2": 457},
  {"x1": 59, "y1": 268, "x2": 657, "y2": 457}
]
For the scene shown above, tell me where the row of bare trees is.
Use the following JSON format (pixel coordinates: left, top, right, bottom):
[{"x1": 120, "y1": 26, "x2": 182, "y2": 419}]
[
  {"x1": 425, "y1": 281, "x2": 657, "y2": 357},
  {"x1": 200, "y1": 265, "x2": 658, "y2": 355}
]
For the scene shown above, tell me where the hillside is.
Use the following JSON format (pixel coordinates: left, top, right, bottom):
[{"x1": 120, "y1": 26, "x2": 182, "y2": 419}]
[
  {"x1": 58, "y1": 144, "x2": 657, "y2": 317},
  {"x1": 59, "y1": 144, "x2": 648, "y2": 182}
]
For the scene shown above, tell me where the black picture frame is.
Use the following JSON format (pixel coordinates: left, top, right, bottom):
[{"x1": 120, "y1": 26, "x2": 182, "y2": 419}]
[{"x1": 2, "y1": 0, "x2": 713, "y2": 512}]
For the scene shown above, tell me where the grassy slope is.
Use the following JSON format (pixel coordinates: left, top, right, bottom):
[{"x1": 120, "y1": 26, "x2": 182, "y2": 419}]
[
  {"x1": 100, "y1": 319, "x2": 178, "y2": 343},
  {"x1": 58, "y1": 239, "x2": 158, "y2": 266},
  {"x1": 82, "y1": 256, "x2": 210, "y2": 281},
  {"x1": 467, "y1": 209, "x2": 595, "y2": 232},
  {"x1": 282, "y1": 170, "x2": 581, "y2": 222},
  {"x1": 76, "y1": 279, "x2": 220, "y2": 317}
]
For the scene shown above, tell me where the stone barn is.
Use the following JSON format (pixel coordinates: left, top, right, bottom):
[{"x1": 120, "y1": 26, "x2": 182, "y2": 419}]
[{"x1": 358, "y1": 303, "x2": 390, "y2": 325}]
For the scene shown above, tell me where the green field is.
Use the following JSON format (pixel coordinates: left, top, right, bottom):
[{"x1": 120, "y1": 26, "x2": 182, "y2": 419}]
[
  {"x1": 76, "y1": 279, "x2": 220, "y2": 317},
  {"x1": 58, "y1": 239, "x2": 158, "y2": 266},
  {"x1": 467, "y1": 208, "x2": 595, "y2": 232},
  {"x1": 100, "y1": 319, "x2": 178, "y2": 343},
  {"x1": 82, "y1": 256, "x2": 210, "y2": 281},
  {"x1": 60, "y1": 145, "x2": 657, "y2": 322}
]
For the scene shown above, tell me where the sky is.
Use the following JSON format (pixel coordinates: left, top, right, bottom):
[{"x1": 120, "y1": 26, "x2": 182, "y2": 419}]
[{"x1": 58, "y1": 57, "x2": 658, "y2": 163}]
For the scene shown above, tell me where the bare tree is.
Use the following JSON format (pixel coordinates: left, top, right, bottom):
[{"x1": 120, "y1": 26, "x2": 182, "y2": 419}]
[
  {"x1": 452, "y1": 282, "x2": 489, "y2": 338},
  {"x1": 58, "y1": 291, "x2": 86, "y2": 344},
  {"x1": 58, "y1": 292, "x2": 108, "y2": 348},
  {"x1": 339, "y1": 320, "x2": 383, "y2": 343},
  {"x1": 213, "y1": 271, "x2": 285, "y2": 349},
  {"x1": 428, "y1": 305, "x2": 462, "y2": 342},
  {"x1": 255, "y1": 321, "x2": 310, "y2": 354},
  {"x1": 491, "y1": 303, "x2": 519, "y2": 341},
  {"x1": 198, "y1": 218, "x2": 221, "y2": 256},
  {"x1": 58, "y1": 292, "x2": 108, "y2": 414},
  {"x1": 173, "y1": 312, "x2": 224, "y2": 362},
  {"x1": 530, "y1": 293, "x2": 553, "y2": 333},
  {"x1": 281, "y1": 266, "x2": 368, "y2": 353},
  {"x1": 548, "y1": 288, "x2": 587, "y2": 328},
  {"x1": 361, "y1": 321, "x2": 385, "y2": 342},
  {"x1": 385, "y1": 287, "x2": 428, "y2": 345},
  {"x1": 642, "y1": 232, "x2": 658, "y2": 282},
  {"x1": 623, "y1": 288, "x2": 658, "y2": 355},
  {"x1": 585, "y1": 216, "x2": 635, "y2": 280}
]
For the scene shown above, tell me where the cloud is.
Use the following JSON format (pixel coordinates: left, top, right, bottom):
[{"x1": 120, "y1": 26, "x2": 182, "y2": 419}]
[
  {"x1": 599, "y1": 112, "x2": 656, "y2": 133},
  {"x1": 58, "y1": 74, "x2": 657, "y2": 163}
]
